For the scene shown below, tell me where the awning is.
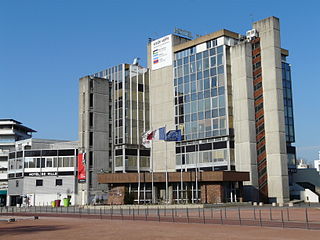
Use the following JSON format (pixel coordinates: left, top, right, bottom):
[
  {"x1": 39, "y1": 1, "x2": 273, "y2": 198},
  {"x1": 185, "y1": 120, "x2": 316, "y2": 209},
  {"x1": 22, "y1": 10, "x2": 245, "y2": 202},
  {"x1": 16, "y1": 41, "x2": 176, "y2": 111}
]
[{"x1": 0, "y1": 190, "x2": 7, "y2": 195}]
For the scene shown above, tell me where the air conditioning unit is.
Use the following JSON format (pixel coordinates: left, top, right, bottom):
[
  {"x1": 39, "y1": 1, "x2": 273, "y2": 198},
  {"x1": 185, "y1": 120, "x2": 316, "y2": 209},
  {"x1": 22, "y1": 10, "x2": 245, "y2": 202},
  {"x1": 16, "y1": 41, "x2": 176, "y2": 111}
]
[{"x1": 246, "y1": 29, "x2": 259, "y2": 41}]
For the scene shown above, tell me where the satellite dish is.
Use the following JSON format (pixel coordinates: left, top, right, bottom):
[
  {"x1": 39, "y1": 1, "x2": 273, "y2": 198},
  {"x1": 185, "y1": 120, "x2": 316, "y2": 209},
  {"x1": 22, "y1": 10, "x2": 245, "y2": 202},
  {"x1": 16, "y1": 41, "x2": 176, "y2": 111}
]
[{"x1": 133, "y1": 57, "x2": 140, "y2": 65}]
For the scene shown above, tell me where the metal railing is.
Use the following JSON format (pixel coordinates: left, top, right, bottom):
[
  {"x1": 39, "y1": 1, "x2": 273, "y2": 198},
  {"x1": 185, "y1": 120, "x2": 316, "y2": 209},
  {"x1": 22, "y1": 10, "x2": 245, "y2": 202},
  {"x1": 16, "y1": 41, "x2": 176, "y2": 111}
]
[{"x1": 1, "y1": 205, "x2": 320, "y2": 230}]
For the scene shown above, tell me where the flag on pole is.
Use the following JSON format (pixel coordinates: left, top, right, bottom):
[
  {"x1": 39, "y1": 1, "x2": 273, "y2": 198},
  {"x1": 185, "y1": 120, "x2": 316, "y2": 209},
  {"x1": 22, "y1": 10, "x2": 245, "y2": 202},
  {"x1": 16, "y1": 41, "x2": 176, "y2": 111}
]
[
  {"x1": 165, "y1": 130, "x2": 182, "y2": 141},
  {"x1": 153, "y1": 127, "x2": 166, "y2": 140},
  {"x1": 142, "y1": 130, "x2": 154, "y2": 148}
]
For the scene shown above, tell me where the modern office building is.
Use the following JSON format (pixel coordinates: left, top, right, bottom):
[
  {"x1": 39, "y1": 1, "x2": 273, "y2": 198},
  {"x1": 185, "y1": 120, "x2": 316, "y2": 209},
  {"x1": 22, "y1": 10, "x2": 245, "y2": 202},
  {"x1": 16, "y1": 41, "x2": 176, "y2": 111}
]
[
  {"x1": 0, "y1": 119, "x2": 35, "y2": 206},
  {"x1": 88, "y1": 16, "x2": 296, "y2": 204},
  {"x1": 78, "y1": 64, "x2": 150, "y2": 204},
  {"x1": 147, "y1": 16, "x2": 296, "y2": 204},
  {"x1": 7, "y1": 138, "x2": 78, "y2": 206}
]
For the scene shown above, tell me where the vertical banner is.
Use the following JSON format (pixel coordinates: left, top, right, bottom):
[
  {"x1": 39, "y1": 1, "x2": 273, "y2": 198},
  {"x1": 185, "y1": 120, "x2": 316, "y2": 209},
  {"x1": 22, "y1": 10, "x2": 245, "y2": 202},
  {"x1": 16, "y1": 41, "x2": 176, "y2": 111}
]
[
  {"x1": 78, "y1": 153, "x2": 86, "y2": 183},
  {"x1": 151, "y1": 34, "x2": 173, "y2": 70}
]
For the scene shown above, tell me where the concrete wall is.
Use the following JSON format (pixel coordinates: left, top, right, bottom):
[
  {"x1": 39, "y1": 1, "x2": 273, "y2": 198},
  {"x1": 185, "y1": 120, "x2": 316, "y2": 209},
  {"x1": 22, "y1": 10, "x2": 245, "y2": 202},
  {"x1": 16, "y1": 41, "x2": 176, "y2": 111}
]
[
  {"x1": 301, "y1": 189, "x2": 319, "y2": 203},
  {"x1": 147, "y1": 37, "x2": 178, "y2": 172},
  {"x1": 230, "y1": 42, "x2": 259, "y2": 201},
  {"x1": 78, "y1": 76, "x2": 110, "y2": 204},
  {"x1": 253, "y1": 16, "x2": 289, "y2": 203},
  {"x1": 8, "y1": 176, "x2": 76, "y2": 206}
]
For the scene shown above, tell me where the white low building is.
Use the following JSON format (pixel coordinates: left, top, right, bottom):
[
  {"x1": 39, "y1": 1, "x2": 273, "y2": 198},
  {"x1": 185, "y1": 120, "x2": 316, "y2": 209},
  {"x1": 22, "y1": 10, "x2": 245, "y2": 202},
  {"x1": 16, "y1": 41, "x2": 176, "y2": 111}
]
[{"x1": 7, "y1": 138, "x2": 78, "y2": 206}]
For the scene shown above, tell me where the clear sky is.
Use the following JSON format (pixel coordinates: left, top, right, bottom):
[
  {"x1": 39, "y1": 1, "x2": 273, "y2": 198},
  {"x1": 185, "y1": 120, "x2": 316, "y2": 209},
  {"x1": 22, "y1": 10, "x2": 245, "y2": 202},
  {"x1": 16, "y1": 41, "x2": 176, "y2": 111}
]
[{"x1": 1, "y1": 0, "x2": 319, "y2": 163}]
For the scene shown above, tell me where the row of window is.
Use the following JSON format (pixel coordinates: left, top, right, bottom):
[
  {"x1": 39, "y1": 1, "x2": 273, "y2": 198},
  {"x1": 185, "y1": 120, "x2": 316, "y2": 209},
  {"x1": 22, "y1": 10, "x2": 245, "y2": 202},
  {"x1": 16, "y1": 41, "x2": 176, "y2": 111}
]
[
  {"x1": 181, "y1": 129, "x2": 227, "y2": 141},
  {"x1": 175, "y1": 74, "x2": 225, "y2": 89},
  {"x1": 175, "y1": 78, "x2": 225, "y2": 97},
  {"x1": 175, "y1": 63, "x2": 224, "y2": 79},
  {"x1": 8, "y1": 156, "x2": 75, "y2": 170},
  {"x1": 175, "y1": 87, "x2": 225, "y2": 106},
  {"x1": 175, "y1": 45, "x2": 223, "y2": 60},
  {"x1": 176, "y1": 149, "x2": 228, "y2": 166},
  {"x1": 114, "y1": 156, "x2": 150, "y2": 168},
  {"x1": 9, "y1": 149, "x2": 76, "y2": 159},
  {"x1": 35, "y1": 179, "x2": 63, "y2": 187}
]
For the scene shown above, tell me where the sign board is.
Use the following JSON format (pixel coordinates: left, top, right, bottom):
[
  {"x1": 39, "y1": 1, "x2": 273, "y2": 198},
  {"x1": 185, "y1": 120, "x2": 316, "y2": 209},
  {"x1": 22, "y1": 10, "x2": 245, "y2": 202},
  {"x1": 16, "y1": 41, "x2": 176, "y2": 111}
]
[
  {"x1": 174, "y1": 27, "x2": 193, "y2": 39},
  {"x1": 151, "y1": 35, "x2": 173, "y2": 70},
  {"x1": 78, "y1": 153, "x2": 86, "y2": 183}
]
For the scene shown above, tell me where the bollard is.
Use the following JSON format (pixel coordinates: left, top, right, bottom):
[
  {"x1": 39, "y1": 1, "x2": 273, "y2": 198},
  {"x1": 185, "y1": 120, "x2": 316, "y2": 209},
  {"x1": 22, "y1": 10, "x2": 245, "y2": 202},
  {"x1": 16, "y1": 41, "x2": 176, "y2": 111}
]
[
  {"x1": 133, "y1": 208, "x2": 135, "y2": 221},
  {"x1": 238, "y1": 207, "x2": 241, "y2": 225},
  {"x1": 202, "y1": 208, "x2": 205, "y2": 224},
  {"x1": 145, "y1": 208, "x2": 147, "y2": 221},
  {"x1": 172, "y1": 208, "x2": 174, "y2": 222},
  {"x1": 305, "y1": 208, "x2": 309, "y2": 229},
  {"x1": 186, "y1": 207, "x2": 189, "y2": 223},
  {"x1": 120, "y1": 207, "x2": 123, "y2": 220},
  {"x1": 259, "y1": 209, "x2": 262, "y2": 227}
]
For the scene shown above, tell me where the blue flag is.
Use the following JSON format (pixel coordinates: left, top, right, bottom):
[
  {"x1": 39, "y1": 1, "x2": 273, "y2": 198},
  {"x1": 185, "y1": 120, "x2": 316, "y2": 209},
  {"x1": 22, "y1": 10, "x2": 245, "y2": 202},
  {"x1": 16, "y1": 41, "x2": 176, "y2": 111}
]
[{"x1": 165, "y1": 130, "x2": 182, "y2": 141}]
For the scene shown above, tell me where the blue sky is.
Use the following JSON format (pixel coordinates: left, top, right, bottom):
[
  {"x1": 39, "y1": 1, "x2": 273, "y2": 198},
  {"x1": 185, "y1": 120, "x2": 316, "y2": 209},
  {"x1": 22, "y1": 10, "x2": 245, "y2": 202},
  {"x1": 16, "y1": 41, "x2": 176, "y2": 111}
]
[{"x1": 1, "y1": 0, "x2": 319, "y2": 162}]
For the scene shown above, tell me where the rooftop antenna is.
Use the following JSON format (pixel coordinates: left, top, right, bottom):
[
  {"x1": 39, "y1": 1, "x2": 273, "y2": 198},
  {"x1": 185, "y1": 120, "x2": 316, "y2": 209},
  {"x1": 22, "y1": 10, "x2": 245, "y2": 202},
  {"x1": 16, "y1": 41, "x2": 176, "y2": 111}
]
[{"x1": 250, "y1": 14, "x2": 254, "y2": 25}]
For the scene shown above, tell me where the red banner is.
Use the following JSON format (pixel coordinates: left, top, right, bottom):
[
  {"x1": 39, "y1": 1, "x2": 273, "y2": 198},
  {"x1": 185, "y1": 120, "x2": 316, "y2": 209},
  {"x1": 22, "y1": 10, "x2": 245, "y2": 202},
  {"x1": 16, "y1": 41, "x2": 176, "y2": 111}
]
[{"x1": 78, "y1": 153, "x2": 86, "y2": 182}]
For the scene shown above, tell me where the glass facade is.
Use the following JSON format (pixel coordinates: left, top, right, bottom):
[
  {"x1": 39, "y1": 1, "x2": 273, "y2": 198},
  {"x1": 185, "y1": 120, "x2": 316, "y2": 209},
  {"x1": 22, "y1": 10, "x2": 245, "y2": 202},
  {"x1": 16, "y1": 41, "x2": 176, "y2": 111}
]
[
  {"x1": 173, "y1": 38, "x2": 234, "y2": 171},
  {"x1": 282, "y1": 61, "x2": 295, "y2": 143},
  {"x1": 173, "y1": 44, "x2": 227, "y2": 141},
  {"x1": 93, "y1": 64, "x2": 150, "y2": 172}
]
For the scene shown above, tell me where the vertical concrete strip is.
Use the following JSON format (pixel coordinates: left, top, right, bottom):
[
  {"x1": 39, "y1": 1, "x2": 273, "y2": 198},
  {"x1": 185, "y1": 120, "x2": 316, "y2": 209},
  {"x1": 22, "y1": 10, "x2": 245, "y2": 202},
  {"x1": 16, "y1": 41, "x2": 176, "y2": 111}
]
[
  {"x1": 253, "y1": 17, "x2": 289, "y2": 203},
  {"x1": 231, "y1": 42, "x2": 259, "y2": 201}
]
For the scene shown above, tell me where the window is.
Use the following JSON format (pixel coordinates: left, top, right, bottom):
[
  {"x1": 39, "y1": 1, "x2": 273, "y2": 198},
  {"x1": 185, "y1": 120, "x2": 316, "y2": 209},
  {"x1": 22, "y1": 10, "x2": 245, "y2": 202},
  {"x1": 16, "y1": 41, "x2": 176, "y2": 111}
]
[
  {"x1": 89, "y1": 112, "x2": 93, "y2": 127},
  {"x1": 56, "y1": 179, "x2": 63, "y2": 186},
  {"x1": 89, "y1": 132, "x2": 93, "y2": 146},
  {"x1": 46, "y1": 158, "x2": 53, "y2": 168},
  {"x1": 89, "y1": 151, "x2": 93, "y2": 168},
  {"x1": 36, "y1": 179, "x2": 43, "y2": 187},
  {"x1": 89, "y1": 93, "x2": 93, "y2": 107}
]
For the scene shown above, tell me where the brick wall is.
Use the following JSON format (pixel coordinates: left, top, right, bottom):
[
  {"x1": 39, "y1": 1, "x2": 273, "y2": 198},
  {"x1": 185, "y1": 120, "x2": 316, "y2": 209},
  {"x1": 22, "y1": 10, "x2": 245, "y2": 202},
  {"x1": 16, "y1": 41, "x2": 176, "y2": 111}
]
[
  {"x1": 201, "y1": 184, "x2": 224, "y2": 204},
  {"x1": 107, "y1": 186, "x2": 126, "y2": 205}
]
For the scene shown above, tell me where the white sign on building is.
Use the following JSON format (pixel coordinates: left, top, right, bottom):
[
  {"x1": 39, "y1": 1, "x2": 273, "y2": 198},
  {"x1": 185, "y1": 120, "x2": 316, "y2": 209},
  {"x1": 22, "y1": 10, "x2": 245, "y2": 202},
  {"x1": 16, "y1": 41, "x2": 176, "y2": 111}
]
[{"x1": 151, "y1": 34, "x2": 173, "y2": 70}]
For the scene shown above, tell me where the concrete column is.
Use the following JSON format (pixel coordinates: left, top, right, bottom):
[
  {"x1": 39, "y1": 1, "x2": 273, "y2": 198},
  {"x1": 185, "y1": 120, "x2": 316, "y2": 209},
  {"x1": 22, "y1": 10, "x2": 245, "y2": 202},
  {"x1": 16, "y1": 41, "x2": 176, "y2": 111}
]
[
  {"x1": 231, "y1": 42, "x2": 259, "y2": 202},
  {"x1": 253, "y1": 17, "x2": 289, "y2": 203}
]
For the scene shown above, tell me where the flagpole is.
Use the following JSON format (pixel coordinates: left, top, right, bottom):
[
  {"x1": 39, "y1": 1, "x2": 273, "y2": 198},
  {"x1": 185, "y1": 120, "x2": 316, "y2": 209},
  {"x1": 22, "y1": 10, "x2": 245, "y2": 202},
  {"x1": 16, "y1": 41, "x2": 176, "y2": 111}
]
[
  {"x1": 138, "y1": 143, "x2": 140, "y2": 205},
  {"x1": 195, "y1": 142, "x2": 199, "y2": 203},
  {"x1": 151, "y1": 139, "x2": 154, "y2": 204},
  {"x1": 165, "y1": 140, "x2": 168, "y2": 204},
  {"x1": 164, "y1": 124, "x2": 168, "y2": 204},
  {"x1": 180, "y1": 164, "x2": 183, "y2": 203}
]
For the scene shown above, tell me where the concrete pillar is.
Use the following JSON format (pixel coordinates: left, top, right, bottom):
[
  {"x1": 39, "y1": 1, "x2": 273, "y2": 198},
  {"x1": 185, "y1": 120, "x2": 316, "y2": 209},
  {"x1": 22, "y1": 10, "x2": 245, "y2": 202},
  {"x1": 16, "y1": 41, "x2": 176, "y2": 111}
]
[
  {"x1": 253, "y1": 17, "x2": 289, "y2": 203},
  {"x1": 231, "y1": 42, "x2": 259, "y2": 202}
]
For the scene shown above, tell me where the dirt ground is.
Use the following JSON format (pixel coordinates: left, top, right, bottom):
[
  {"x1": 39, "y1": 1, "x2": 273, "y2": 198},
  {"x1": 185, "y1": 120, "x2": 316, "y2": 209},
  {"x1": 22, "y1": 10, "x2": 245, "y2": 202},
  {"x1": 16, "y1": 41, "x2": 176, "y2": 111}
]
[{"x1": 0, "y1": 217, "x2": 320, "y2": 240}]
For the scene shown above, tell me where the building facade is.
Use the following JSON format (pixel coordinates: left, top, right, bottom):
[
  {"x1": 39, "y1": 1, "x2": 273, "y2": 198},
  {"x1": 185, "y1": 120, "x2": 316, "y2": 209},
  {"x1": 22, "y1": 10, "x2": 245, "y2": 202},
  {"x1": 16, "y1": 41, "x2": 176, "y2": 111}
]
[
  {"x1": 79, "y1": 64, "x2": 150, "y2": 204},
  {"x1": 148, "y1": 16, "x2": 296, "y2": 203},
  {"x1": 0, "y1": 119, "x2": 35, "y2": 206},
  {"x1": 7, "y1": 138, "x2": 78, "y2": 206}
]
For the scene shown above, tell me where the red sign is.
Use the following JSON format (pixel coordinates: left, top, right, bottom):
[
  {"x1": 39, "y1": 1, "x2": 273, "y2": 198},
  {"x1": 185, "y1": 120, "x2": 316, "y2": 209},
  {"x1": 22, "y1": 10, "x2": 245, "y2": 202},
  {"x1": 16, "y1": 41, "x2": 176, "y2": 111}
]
[{"x1": 78, "y1": 153, "x2": 86, "y2": 183}]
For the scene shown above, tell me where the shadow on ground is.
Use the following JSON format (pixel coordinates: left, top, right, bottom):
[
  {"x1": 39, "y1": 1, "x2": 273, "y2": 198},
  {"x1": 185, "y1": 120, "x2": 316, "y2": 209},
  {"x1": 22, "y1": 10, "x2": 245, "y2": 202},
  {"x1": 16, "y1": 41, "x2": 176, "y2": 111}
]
[{"x1": 0, "y1": 224, "x2": 68, "y2": 236}]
